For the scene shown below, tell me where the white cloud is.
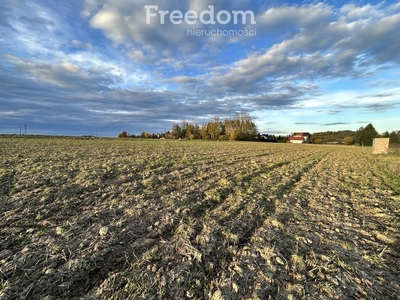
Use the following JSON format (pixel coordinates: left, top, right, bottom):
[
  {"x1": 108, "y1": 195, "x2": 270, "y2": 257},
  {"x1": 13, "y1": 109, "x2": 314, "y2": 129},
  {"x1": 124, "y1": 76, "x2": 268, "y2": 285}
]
[
  {"x1": 84, "y1": 0, "x2": 261, "y2": 62},
  {"x1": 72, "y1": 39, "x2": 95, "y2": 50},
  {"x1": 257, "y1": 3, "x2": 332, "y2": 32},
  {"x1": 367, "y1": 79, "x2": 400, "y2": 87},
  {"x1": 61, "y1": 61, "x2": 81, "y2": 74},
  {"x1": 90, "y1": 6, "x2": 127, "y2": 42},
  {"x1": 339, "y1": 3, "x2": 384, "y2": 21},
  {"x1": 211, "y1": 3, "x2": 400, "y2": 96}
]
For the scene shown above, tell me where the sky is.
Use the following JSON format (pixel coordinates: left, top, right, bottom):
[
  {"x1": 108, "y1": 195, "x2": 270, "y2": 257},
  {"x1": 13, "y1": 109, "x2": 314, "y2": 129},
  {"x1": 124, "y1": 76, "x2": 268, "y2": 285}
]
[{"x1": 0, "y1": 0, "x2": 399, "y2": 137}]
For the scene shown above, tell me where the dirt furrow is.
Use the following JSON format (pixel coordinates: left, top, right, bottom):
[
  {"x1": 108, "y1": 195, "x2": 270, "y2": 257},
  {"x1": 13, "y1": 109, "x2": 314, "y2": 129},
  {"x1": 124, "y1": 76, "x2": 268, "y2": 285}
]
[
  {"x1": 1, "y1": 139, "x2": 399, "y2": 300},
  {"x1": 80, "y1": 147, "x2": 327, "y2": 299}
]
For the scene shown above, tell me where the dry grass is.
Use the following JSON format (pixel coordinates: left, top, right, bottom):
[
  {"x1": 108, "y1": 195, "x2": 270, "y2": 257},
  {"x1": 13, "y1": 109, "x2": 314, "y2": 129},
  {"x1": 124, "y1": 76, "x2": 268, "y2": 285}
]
[{"x1": 0, "y1": 137, "x2": 399, "y2": 299}]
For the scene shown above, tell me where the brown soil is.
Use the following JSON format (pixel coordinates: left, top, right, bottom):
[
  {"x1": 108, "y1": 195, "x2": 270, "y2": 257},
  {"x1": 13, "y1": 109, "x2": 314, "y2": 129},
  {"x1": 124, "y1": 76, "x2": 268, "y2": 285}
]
[{"x1": 1, "y1": 137, "x2": 399, "y2": 299}]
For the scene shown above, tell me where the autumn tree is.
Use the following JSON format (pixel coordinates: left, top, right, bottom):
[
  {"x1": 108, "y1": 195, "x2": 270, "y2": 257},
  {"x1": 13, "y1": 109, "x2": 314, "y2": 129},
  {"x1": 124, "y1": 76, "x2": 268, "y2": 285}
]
[
  {"x1": 118, "y1": 131, "x2": 127, "y2": 138},
  {"x1": 224, "y1": 119, "x2": 236, "y2": 140},
  {"x1": 140, "y1": 132, "x2": 149, "y2": 138},
  {"x1": 207, "y1": 116, "x2": 221, "y2": 140},
  {"x1": 200, "y1": 124, "x2": 210, "y2": 140},
  {"x1": 343, "y1": 136, "x2": 354, "y2": 145},
  {"x1": 171, "y1": 114, "x2": 258, "y2": 141},
  {"x1": 234, "y1": 113, "x2": 257, "y2": 141},
  {"x1": 186, "y1": 124, "x2": 200, "y2": 139}
]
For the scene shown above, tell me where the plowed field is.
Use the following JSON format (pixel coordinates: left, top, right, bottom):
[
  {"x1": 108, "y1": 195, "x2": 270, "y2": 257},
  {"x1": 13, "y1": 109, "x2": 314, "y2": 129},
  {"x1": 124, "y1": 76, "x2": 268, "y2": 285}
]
[{"x1": 1, "y1": 137, "x2": 399, "y2": 299}]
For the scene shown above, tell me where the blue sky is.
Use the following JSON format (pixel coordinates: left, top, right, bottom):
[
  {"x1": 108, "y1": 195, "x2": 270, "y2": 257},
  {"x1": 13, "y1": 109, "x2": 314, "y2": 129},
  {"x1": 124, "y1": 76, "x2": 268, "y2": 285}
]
[{"x1": 0, "y1": 0, "x2": 399, "y2": 136}]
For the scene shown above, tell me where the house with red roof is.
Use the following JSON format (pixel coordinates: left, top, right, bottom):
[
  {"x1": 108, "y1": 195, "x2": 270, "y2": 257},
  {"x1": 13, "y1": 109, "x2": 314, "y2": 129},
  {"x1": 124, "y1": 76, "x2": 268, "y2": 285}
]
[{"x1": 289, "y1": 132, "x2": 310, "y2": 144}]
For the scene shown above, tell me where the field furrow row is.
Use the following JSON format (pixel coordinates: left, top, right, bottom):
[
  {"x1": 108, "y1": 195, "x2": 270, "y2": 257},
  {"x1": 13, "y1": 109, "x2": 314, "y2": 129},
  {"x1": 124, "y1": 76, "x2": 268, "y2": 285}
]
[{"x1": 0, "y1": 138, "x2": 399, "y2": 300}]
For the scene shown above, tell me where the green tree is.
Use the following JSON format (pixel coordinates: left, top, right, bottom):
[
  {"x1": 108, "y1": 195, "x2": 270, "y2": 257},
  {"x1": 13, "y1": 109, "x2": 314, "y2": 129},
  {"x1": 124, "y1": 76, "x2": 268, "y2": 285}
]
[
  {"x1": 181, "y1": 121, "x2": 188, "y2": 138},
  {"x1": 390, "y1": 130, "x2": 400, "y2": 144},
  {"x1": 314, "y1": 138, "x2": 323, "y2": 144},
  {"x1": 356, "y1": 123, "x2": 378, "y2": 146},
  {"x1": 354, "y1": 126, "x2": 364, "y2": 144},
  {"x1": 171, "y1": 124, "x2": 182, "y2": 139}
]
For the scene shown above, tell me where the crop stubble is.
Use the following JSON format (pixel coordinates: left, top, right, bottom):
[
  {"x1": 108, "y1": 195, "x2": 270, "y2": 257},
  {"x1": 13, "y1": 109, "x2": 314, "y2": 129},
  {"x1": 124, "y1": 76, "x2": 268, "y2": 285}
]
[{"x1": 0, "y1": 137, "x2": 399, "y2": 299}]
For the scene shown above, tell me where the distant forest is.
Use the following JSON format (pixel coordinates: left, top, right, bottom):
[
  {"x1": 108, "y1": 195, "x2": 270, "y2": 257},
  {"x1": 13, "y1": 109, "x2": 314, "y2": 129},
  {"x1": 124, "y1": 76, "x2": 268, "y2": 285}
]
[
  {"x1": 311, "y1": 124, "x2": 400, "y2": 146},
  {"x1": 118, "y1": 119, "x2": 400, "y2": 145}
]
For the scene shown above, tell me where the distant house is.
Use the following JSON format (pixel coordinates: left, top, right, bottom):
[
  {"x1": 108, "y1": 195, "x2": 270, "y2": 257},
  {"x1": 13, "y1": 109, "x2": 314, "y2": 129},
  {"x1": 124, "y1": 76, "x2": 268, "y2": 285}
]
[{"x1": 289, "y1": 132, "x2": 310, "y2": 144}]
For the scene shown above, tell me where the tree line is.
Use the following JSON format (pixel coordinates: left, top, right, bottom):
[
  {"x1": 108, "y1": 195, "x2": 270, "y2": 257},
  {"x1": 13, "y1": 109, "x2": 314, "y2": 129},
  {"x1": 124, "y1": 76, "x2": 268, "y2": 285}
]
[
  {"x1": 170, "y1": 113, "x2": 257, "y2": 141},
  {"x1": 311, "y1": 123, "x2": 400, "y2": 145},
  {"x1": 118, "y1": 113, "x2": 257, "y2": 141},
  {"x1": 118, "y1": 120, "x2": 399, "y2": 146}
]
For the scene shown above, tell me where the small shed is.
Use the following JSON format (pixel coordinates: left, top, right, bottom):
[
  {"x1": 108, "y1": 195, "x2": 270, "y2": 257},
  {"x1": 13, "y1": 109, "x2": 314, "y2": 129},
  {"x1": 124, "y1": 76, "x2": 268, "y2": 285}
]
[{"x1": 372, "y1": 138, "x2": 390, "y2": 154}]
